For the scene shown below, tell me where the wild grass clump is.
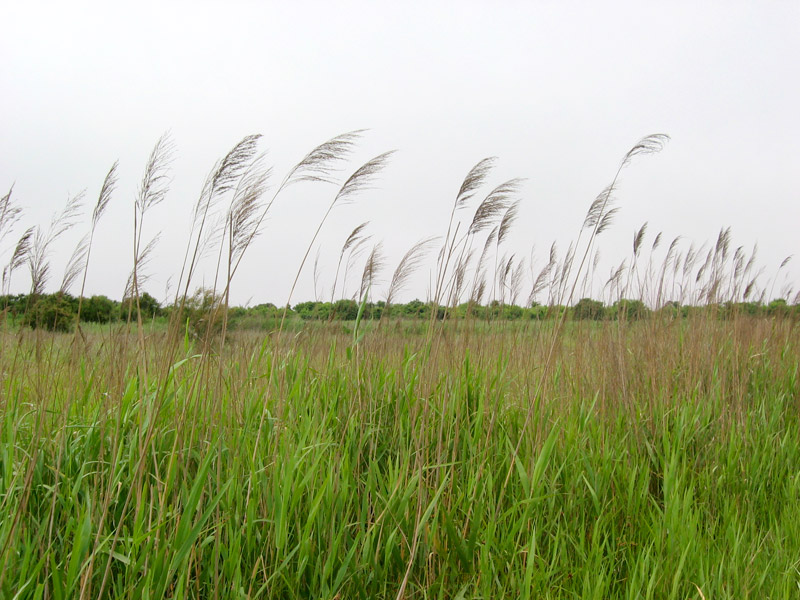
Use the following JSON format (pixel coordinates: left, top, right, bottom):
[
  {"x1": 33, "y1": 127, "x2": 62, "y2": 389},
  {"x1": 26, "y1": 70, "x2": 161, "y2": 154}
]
[{"x1": 0, "y1": 132, "x2": 798, "y2": 598}]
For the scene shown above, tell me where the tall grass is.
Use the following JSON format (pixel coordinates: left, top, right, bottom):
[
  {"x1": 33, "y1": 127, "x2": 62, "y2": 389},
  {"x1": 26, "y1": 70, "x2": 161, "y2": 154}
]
[
  {"x1": 0, "y1": 133, "x2": 798, "y2": 598},
  {"x1": 1, "y1": 317, "x2": 798, "y2": 598}
]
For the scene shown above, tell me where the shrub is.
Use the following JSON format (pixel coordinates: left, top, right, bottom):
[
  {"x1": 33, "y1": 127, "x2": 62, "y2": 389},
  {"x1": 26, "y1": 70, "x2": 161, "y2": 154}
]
[
  {"x1": 331, "y1": 299, "x2": 359, "y2": 320},
  {"x1": 120, "y1": 292, "x2": 162, "y2": 321},
  {"x1": 526, "y1": 305, "x2": 548, "y2": 320},
  {"x1": 81, "y1": 295, "x2": 118, "y2": 323},
  {"x1": 611, "y1": 299, "x2": 650, "y2": 321},
  {"x1": 178, "y1": 288, "x2": 224, "y2": 339},
  {"x1": 402, "y1": 299, "x2": 430, "y2": 320},
  {"x1": 0, "y1": 294, "x2": 29, "y2": 319},
  {"x1": 767, "y1": 298, "x2": 789, "y2": 317},
  {"x1": 572, "y1": 298, "x2": 605, "y2": 320},
  {"x1": 294, "y1": 301, "x2": 331, "y2": 321},
  {"x1": 24, "y1": 293, "x2": 77, "y2": 332}
]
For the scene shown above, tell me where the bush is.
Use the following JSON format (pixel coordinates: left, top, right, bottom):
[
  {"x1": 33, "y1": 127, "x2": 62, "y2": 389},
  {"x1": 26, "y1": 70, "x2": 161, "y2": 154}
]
[
  {"x1": 120, "y1": 292, "x2": 162, "y2": 321},
  {"x1": 402, "y1": 299, "x2": 430, "y2": 320},
  {"x1": 178, "y1": 288, "x2": 224, "y2": 339},
  {"x1": 572, "y1": 298, "x2": 605, "y2": 320},
  {"x1": 612, "y1": 299, "x2": 650, "y2": 321},
  {"x1": 331, "y1": 299, "x2": 359, "y2": 321},
  {"x1": 526, "y1": 305, "x2": 548, "y2": 320},
  {"x1": 81, "y1": 295, "x2": 118, "y2": 323},
  {"x1": 767, "y1": 298, "x2": 789, "y2": 317},
  {"x1": 294, "y1": 301, "x2": 331, "y2": 321},
  {"x1": 24, "y1": 294, "x2": 77, "y2": 332},
  {"x1": 0, "y1": 294, "x2": 29, "y2": 319}
]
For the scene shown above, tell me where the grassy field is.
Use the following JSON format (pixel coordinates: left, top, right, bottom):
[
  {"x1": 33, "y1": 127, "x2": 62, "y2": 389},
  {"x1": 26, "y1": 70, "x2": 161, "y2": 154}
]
[
  {"x1": 0, "y1": 314, "x2": 798, "y2": 599},
  {"x1": 1, "y1": 132, "x2": 799, "y2": 598}
]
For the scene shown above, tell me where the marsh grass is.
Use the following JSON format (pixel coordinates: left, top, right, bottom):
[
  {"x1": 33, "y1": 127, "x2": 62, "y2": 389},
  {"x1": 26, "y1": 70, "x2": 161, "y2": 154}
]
[
  {"x1": 0, "y1": 316, "x2": 798, "y2": 599},
  {"x1": 0, "y1": 133, "x2": 799, "y2": 598}
]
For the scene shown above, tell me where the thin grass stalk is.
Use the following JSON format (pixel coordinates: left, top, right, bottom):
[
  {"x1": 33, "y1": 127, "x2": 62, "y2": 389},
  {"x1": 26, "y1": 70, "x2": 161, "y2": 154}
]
[
  {"x1": 496, "y1": 134, "x2": 669, "y2": 510},
  {"x1": 74, "y1": 162, "x2": 118, "y2": 335},
  {"x1": 277, "y1": 151, "x2": 395, "y2": 334}
]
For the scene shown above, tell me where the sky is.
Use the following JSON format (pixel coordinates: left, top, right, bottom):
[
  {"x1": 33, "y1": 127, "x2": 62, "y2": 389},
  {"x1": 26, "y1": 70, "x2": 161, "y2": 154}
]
[{"x1": 1, "y1": 0, "x2": 798, "y2": 307}]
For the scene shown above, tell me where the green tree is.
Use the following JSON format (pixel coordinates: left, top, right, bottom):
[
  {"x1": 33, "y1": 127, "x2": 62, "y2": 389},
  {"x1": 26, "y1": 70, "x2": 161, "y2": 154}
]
[
  {"x1": 612, "y1": 299, "x2": 650, "y2": 321},
  {"x1": 121, "y1": 292, "x2": 162, "y2": 321},
  {"x1": 24, "y1": 293, "x2": 77, "y2": 332},
  {"x1": 331, "y1": 299, "x2": 359, "y2": 320},
  {"x1": 573, "y1": 298, "x2": 605, "y2": 320},
  {"x1": 526, "y1": 304, "x2": 548, "y2": 320},
  {"x1": 502, "y1": 304, "x2": 524, "y2": 320},
  {"x1": 82, "y1": 295, "x2": 118, "y2": 323},
  {"x1": 182, "y1": 288, "x2": 224, "y2": 338},
  {"x1": 767, "y1": 298, "x2": 789, "y2": 317},
  {"x1": 402, "y1": 299, "x2": 429, "y2": 319},
  {"x1": 294, "y1": 301, "x2": 327, "y2": 321}
]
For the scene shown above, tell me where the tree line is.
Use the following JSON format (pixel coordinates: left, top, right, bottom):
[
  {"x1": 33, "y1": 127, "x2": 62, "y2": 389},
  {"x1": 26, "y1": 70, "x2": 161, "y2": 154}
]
[{"x1": 1, "y1": 291, "x2": 797, "y2": 334}]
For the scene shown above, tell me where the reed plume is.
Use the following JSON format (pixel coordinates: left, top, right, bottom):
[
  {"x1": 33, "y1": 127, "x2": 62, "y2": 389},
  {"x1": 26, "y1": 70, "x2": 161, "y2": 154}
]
[
  {"x1": 229, "y1": 132, "x2": 368, "y2": 303},
  {"x1": 433, "y1": 158, "x2": 496, "y2": 308},
  {"x1": 75, "y1": 162, "x2": 118, "y2": 324},
  {"x1": 468, "y1": 179, "x2": 520, "y2": 236},
  {"x1": 28, "y1": 191, "x2": 84, "y2": 296},
  {"x1": 2, "y1": 227, "x2": 34, "y2": 295},
  {"x1": 331, "y1": 221, "x2": 370, "y2": 302},
  {"x1": 131, "y1": 133, "x2": 173, "y2": 338},
  {"x1": 359, "y1": 242, "x2": 385, "y2": 301},
  {"x1": 178, "y1": 135, "x2": 262, "y2": 304},
  {"x1": 59, "y1": 236, "x2": 88, "y2": 295},
  {"x1": 493, "y1": 199, "x2": 521, "y2": 303},
  {"x1": 633, "y1": 222, "x2": 648, "y2": 257},
  {"x1": 0, "y1": 186, "x2": 23, "y2": 250},
  {"x1": 225, "y1": 156, "x2": 271, "y2": 271},
  {"x1": 281, "y1": 151, "x2": 395, "y2": 328},
  {"x1": 282, "y1": 130, "x2": 364, "y2": 187},
  {"x1": 385, "y1": 237, "x2": 437, "y2": 308}
]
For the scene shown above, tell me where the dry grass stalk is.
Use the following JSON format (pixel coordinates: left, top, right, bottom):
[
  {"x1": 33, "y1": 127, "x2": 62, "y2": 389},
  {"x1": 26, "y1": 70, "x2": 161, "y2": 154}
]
[
  {"x1": 0, "y1": 186, "x2": 23, "y2": 251},
  {"x1": 385, "y1": 237, "x2": 438, "y2": 308},
  {"x1": 498, "y1": 133, "x2": 670, "y2": 510},
  {"x1": 359, "y1": 242, "x2": 385, "y2": 301},
  {"x1": 433, "y1": 158, "x2": 496, "y2": 310},
  {"x1": 331, "y1": 221, "x2": 370, "y2": 302},
  {"x1": 280, "y1": 151, "x2": 395, "y2": 327},
  {"x1": 28, "y1": 191, "x2": 85, "y2": 296},
  {"x1": 2, "y1": 227, "x2": 34, "y2": 295},
  {"x1": 178, "y1": 135, "x2": 262, "y2": 306}
]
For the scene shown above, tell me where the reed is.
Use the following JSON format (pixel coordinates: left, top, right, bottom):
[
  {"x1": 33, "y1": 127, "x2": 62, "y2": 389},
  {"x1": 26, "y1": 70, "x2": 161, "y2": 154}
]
[{"x1": 0, "y1": 132, "x2": 797, "y2": 599}]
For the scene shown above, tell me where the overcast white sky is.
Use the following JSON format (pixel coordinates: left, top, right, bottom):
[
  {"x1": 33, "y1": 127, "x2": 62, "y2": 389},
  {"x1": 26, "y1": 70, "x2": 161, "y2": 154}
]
[{"x1": 1, "y1": 0, "x2": 798, "y2": 306}]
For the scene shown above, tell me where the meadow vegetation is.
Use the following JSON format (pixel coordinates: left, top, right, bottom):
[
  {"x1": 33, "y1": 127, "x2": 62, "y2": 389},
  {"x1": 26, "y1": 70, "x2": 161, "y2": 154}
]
[{"x1": 0, "y1": 133, "x2": 798, "y2": 598}]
